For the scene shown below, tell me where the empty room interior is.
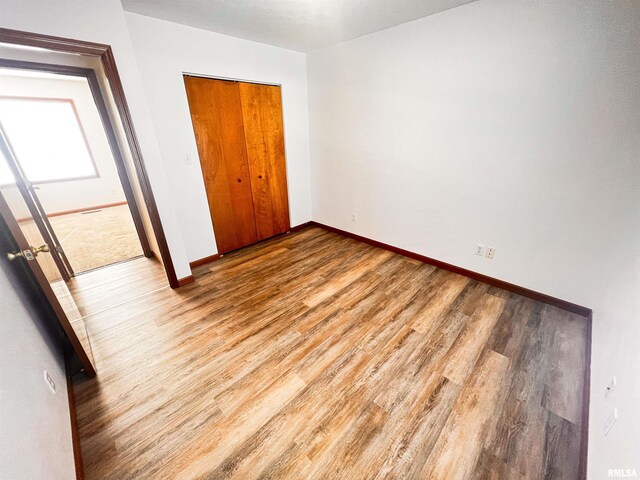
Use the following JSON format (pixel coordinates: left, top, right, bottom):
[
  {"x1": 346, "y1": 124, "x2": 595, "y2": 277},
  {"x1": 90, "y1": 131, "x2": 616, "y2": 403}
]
[{"x1": 0, "y1": 1, "x2": 638, "y2": 479}]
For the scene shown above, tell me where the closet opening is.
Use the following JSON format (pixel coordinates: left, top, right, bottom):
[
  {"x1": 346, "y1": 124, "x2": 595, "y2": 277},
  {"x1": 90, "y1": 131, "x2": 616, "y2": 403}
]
[{"x1": 183, "y1": 74, "x2": 291, "y2": 255}]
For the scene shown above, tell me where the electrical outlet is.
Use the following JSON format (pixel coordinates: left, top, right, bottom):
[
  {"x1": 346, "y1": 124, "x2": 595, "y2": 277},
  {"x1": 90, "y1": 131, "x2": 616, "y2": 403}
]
[
  {"x1": 44, "y1": 370, "x2": 56, "y2": 394},
  {"x1": 485, "y1": 246, "x2": 496, "y2": 259},
  {"x1": 604, "y1": 406, "x2": 618, "y2": 435},
  {"x1": 352, "y1": 213, "x2": 357, "y2": 222},
  {"x1": 605, "y1": 376, "x2": 617, "y2": 399},
  {"x1": 474, "y1": 244, "x2": 485, "y2": 256},
  {"x1": 184, "y1": 153, "x2": 192, "y2": 165}
]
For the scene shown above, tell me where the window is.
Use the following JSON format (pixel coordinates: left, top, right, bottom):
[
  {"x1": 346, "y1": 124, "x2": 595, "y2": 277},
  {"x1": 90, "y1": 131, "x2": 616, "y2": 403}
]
[{"x1": 0, "y1": 98, "x2": 98, "y2": 185}]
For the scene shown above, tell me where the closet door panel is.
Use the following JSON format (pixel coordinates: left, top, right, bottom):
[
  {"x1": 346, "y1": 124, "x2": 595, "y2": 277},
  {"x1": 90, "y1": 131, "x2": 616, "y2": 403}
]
[
  {"x1": 184, "y1": 77, "x2": 258, "y2": 254},
  {"x1": 238, "y1": 82, "x2": 290, "y2": 240}
]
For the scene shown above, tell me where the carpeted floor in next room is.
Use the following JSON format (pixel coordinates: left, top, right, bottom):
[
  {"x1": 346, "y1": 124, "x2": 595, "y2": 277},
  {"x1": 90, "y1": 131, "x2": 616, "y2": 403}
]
[{"x1": 50, "y1": 204, "x2": 143, "y2": 273}]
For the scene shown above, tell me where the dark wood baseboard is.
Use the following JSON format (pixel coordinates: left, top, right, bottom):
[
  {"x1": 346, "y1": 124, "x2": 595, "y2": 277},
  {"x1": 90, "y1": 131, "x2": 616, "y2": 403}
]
[
  {"x1": 308, "y1": 220, "x2": 591, "y2": 479},
  {"x1": 289, "y1": 221, "x2": 311, "y2": 233},
  {"x1": 177, "y1": 275, "x2": 195, "y2": 287},
  {"x1": 189, "y1": 254, "x2": 221, "y2": 269},
  {"x1": 66, "y1": 373, "x2": 84, "y2": 480},
  {"x1": 309, "y1": 221, "x2": 591, "y2": 317},
  {"x1": 188, "y1": 222, "x2": 312, "y2": 271},
  {"x1": 579, "y1": 312, "x2": 592, "y2": 480}
]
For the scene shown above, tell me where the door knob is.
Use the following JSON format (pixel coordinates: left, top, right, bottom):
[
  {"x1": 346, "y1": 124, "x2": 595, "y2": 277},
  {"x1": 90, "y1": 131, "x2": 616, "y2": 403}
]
[
  {"x1": 32, "y1": 244, "x2": 50, "y2": 255},
  {"x1": 7, "y1": 244, "x2": 49, "y2": 261},
  {"x1": 7, "y1": 249, "x2": 32, "y2": 261}
]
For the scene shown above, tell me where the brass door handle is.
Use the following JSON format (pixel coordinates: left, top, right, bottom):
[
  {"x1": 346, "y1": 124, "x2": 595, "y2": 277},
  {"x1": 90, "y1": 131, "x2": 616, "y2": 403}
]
[
  {"x1": 7, "y1": 244, "x2": 49, "y2": 261},
  {"x1": 7, "y1": 250, "x2": 25, "y2": 261},
  {"x1": 32, "y1": 244, "x2": 50, "y2": 255}
]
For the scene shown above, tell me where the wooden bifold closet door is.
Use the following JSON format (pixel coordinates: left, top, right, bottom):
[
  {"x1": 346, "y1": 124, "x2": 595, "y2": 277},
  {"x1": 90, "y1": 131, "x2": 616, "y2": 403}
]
[{"x1": 184, "y1": 76, "x2": 290, "y2": 254}]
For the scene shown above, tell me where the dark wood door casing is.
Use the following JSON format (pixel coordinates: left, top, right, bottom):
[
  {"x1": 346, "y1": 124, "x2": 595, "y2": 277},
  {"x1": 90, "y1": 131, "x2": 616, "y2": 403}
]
[{"x1": 0, "y1": 27, "x2": 183, "y2": 288}]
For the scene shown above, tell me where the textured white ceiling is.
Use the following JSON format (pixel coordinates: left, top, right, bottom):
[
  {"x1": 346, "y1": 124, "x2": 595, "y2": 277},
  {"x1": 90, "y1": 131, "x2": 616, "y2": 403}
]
[{"x1": 121, "y1": 0, "x2": 476, "y2": 52}]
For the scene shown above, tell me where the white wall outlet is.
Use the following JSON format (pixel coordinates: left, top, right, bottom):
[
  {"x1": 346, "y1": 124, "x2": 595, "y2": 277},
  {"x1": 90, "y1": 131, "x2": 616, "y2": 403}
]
[
  {"x1": 352, "y1": 212, "x2": 357, "y2": 222},
  {"x1": 485, "y1": 246, "x2": 496, "y2": 259},
  {"x1": 474, "y1": 244, "x2": 485, "y2": 256},
  {"x1": 44, "y1": 370, "x2": 56, "y2": 394},
  {"x1": 605, "y1": 376, "x2": 617, "y2": 399},
  {"x1": 184, "y1": 153, "x2": 192, "y2": 165},
  {"x1": 604, "y1": 406, "x2": 618, "y2": 435}
]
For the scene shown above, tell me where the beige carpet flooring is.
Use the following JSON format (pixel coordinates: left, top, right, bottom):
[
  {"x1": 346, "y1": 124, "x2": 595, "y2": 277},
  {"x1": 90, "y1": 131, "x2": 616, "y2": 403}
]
[{"x1": 50, "y1": 204, "x2": 143, "y2": 274}]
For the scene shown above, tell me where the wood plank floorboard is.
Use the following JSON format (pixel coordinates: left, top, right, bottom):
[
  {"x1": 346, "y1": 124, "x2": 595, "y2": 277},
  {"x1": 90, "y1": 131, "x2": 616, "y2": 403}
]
[{"x1": 72, "y1": 227, "x2": 587, "y2": 479}]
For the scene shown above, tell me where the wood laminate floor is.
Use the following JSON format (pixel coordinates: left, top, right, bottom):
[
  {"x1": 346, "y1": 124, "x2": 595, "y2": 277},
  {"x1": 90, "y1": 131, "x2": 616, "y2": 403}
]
[{"x1": 72, "y1": 227, "x2": 588, "y2": 479}]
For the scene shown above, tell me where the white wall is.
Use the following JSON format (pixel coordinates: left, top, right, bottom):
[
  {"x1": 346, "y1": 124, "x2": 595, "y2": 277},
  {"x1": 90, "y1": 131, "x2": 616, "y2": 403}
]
[
  {"x1": 0, "y1": 0, "x2": 191, "y2": 279},
  {"x1": 0, "y1": 261, "x2": 75, "y2": 480},
  {"x1": 306, "y1": 0, "x2": 640, "y2": 476},
  {"x1": 125, "y1": 12, "x2": 312, "y2": 262},
  {"x1": 0, "y1": 74, "x2": 127, "y2": 216},
  {"x1": 3, "y1": 1, "x2": 638, "y2": 475}
]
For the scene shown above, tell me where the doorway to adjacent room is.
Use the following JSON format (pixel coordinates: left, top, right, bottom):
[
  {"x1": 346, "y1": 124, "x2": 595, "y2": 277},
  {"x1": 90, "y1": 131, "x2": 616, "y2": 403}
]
[{"x1": 0, "y1": 68, "x2": 146, "y2": 276}]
